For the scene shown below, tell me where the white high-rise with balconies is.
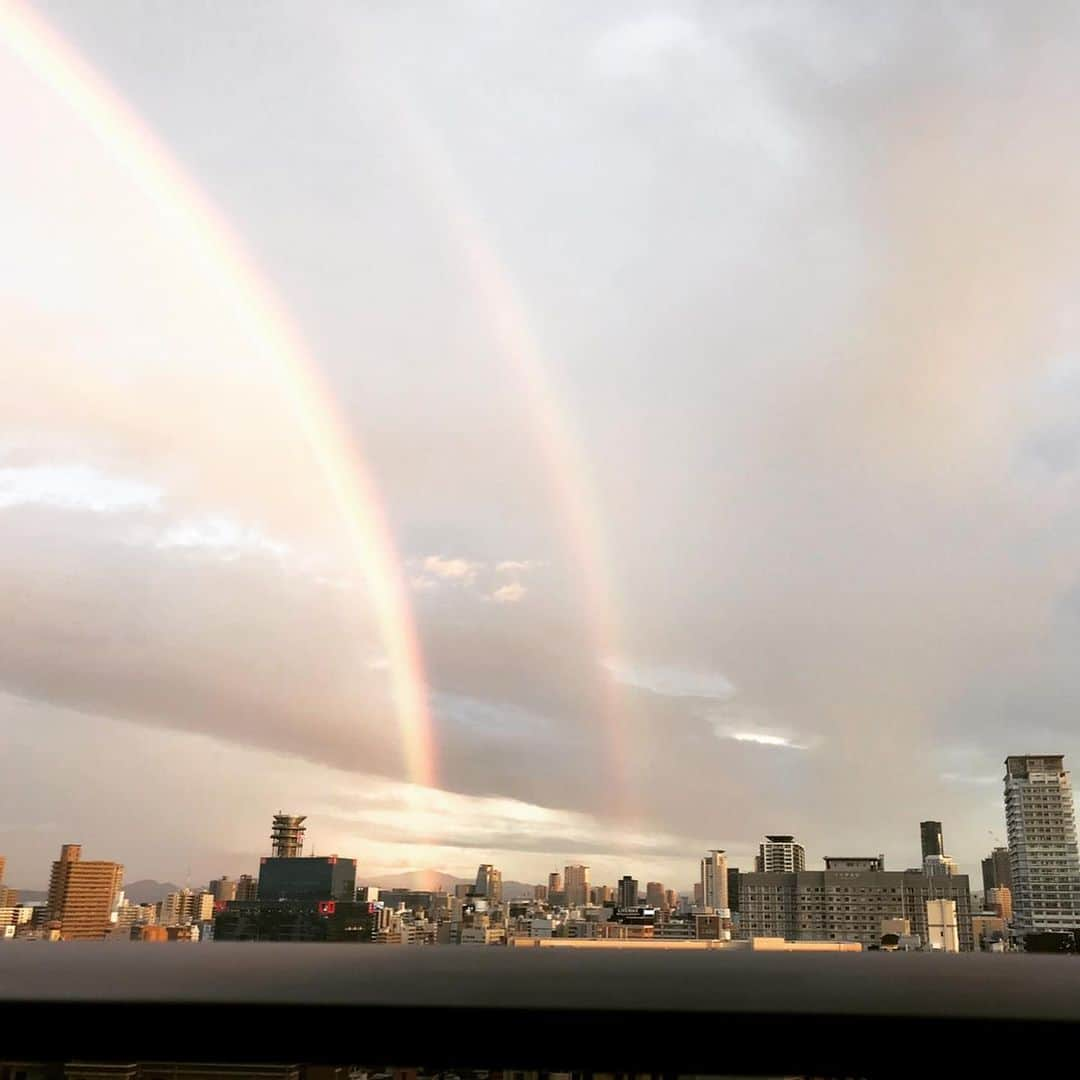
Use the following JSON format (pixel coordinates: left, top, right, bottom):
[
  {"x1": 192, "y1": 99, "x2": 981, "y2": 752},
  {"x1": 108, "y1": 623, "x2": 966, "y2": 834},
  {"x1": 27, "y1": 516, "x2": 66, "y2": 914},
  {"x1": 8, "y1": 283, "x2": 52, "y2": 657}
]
[
  {"x1": 1004, "y1": 755, "x2": 1080, "y2": 934},
  {"x1": 754, "y1": 835, "x2": 806, "y2": 873},
  {"x1": 699, "y1": 850, "x2": 729, "y2": 915}
]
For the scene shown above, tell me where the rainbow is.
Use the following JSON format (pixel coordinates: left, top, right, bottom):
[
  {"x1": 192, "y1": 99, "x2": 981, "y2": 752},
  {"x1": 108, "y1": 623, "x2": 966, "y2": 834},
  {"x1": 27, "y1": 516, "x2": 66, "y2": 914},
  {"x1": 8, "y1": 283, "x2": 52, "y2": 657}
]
[
  {"x1": 385, "y1": 91, "x2": 632, "y2": 814},
  {"x1": 0, "y1": 0, "x2": 437, "y2": 787}
]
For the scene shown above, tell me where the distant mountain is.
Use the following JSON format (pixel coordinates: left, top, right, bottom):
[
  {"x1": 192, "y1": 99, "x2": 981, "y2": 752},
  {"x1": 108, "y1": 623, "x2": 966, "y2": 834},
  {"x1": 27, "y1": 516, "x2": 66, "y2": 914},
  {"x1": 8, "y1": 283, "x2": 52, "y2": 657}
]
[
  {"x1": 122, "y1": 879, "x2": 182, "y2": 904},
  {"x1": 361, "y1": 870, "x2": 537, "y2": 898}
]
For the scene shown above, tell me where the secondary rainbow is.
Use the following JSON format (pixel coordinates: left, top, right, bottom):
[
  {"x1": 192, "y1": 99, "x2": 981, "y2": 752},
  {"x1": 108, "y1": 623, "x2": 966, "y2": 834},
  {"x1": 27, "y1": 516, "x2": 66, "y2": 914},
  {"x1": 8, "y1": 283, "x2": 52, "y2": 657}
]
[{"x1": 0, "y1": 0, "x2": 437, "y2": 788}]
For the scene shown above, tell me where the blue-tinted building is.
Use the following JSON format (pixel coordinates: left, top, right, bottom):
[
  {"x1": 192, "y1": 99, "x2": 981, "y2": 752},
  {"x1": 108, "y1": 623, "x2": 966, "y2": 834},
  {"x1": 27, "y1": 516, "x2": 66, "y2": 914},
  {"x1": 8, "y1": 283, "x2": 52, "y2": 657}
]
[{"x1": 256, "y1": 855, "x2": 356, "y2": 902}]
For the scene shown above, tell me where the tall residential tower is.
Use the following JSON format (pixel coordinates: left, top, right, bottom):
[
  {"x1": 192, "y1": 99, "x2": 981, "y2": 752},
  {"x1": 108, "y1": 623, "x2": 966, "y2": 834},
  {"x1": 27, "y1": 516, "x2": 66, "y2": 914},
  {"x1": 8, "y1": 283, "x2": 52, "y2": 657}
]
[{"x1": 1004, "y1": 755, "x2": 1080, "y2": 935}]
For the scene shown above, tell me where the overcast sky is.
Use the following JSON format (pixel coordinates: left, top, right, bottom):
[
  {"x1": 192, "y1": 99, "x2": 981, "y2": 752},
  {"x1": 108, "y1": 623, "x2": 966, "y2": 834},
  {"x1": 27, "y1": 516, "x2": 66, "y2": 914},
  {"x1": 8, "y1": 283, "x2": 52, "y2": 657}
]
[{"x1": 4, "y1": 1, "x2": 1080, "y2": 890}]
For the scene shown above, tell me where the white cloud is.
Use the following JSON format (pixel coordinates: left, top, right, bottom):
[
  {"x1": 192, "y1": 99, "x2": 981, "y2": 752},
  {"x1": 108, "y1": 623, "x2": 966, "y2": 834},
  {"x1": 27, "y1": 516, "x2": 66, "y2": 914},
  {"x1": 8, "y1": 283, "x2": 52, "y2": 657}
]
[
  {"x1": 728, "y1": 731, "x2": 808, "y2": 751},
  {"x1": 490, "y1": 581, "x2": 527, "y2": 604},
  {"x1": 0, "y1": 463, "x2": 162, "y2": 514},
  {"x1": 495, "y1": 560, "x2": 541, "y2": 574},
  {"x1": 604, "y1": 658, "x2": 736, "y2": 700},
  {"x1": 421, "y1": 554, "x2": 481, "y2": 583},
  {"x1": 154, "y1": 516, "x2": 291, "y2": 561}
]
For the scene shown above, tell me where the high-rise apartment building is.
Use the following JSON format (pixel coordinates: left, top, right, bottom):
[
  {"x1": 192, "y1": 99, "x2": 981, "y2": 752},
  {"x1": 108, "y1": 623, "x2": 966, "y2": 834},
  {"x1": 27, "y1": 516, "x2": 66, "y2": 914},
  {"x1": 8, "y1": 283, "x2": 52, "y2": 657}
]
[
  {"x1": 0, "y1": 856, "x2": 16, "y2": 908},
  {"x1": 564, "y1": 865, "x2": 590, "y2": 907},
  {"x1": 45, "y1": 843, "x2": 123, "y2": 940},
  {"x1": 738, "y1": 861, "x2": 973, "y2": 950},
  {"x1": 474, "y1": 864, "x2": 503, "y2": 902},
  {"x1": 754, "y1": 835, "x2": 805, "y2": 873},
  {"x1": 1004, "y1": 755, "x2": 1080, "y2": 934},
  {"x1": 617, "y1": 876, "x2": 639, "y2": 909},
  {"x1": 533, "y1": 883, "x2": 548, "y2": 902},
  {"x1": 209, "y1": 876, "x2": 239, "y2": 903},
  {"x1": 920, "y1": 821, "x2": 944, "y2": 860},
  {"x1": 235, "y1": 874, "x2": 258, "y2": 901},
  {"x1": 665, "y1": 888, "x2": 679, "y2": 911},
  {"x1": 981, "y1": 847, "x2": 1012, "y2": 894},
  {"x1": 270, "y1": 814, "x2": 307, "y2": 858},
  {"x1": 548, "y1": 871, "x2": 563, "y2": 894},
  {"x1": 645, "y1": 881, "x2": 666, "y2": 909},
  {"x1": 699, "y1": 850, "x2": 729, "y2": 913}
]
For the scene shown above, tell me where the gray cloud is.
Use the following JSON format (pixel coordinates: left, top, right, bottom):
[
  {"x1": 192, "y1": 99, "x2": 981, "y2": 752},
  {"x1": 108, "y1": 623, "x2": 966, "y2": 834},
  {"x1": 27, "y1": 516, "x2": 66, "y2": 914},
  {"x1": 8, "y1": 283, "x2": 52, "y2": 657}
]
[{"x1": 4, "y1": 1, "x2": 1080, "y2": 885}]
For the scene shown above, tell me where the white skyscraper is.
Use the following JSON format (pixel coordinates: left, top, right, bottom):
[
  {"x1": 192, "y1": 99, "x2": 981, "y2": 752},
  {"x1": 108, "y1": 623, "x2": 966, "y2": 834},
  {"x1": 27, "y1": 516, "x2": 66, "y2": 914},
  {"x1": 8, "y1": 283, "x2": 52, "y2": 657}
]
[
  {"x1": 754, "y1": 835, "x2": 806, "y2": 873},
  {"x1": 699, "y1": 850, "x2": 729, "y2": 914},
  {"x1": 1004, "y1": 755, "x2": 1080, "y2": 934}
]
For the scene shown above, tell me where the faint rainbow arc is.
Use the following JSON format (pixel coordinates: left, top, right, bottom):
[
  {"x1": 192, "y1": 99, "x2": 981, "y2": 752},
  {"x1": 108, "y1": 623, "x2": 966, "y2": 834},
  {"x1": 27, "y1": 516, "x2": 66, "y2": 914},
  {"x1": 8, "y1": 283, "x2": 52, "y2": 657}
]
[
  {"x1": 386, "y1": 92, "x2": 632, "y2": 811},
  {"x1": 0, "y1": 0, "x2": 437, "y2": 788}
]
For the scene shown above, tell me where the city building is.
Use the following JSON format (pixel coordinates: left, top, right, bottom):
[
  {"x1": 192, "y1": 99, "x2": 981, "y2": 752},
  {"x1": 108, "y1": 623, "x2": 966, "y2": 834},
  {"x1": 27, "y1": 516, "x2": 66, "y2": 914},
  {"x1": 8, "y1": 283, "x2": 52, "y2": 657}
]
[
  {"x1": 209, "y1": 876, "x2": 239, "y2": 903},
  {"x1": 45, "y1": 843, "x2": 124, "y2": 941},
  {"x1": 738, "y1": 860, "x2": 974, "y2": 950},
  {"x1": 665, "y1": 888, "x2": 679, "y2": 912},
  {"x1": 982, "y1": 846, "x2": 1012, "y2": 894},
  {"x1": 564, "y1": 865, "x2": 590, "y2": 907},
  {"x1": 235, "y1": 874, "x2": 258, "y2": 901},
  {"x1": 699, "y1": 850, "x2": 728, "y2": 913},
  {"x1": 257, "y1": 855, "x2": 356, "y2": 902},
  {"x1": 213, "y1": 899, "x2": 390, "y2": 942},
  {"x1": 920, "y1": 821, "x2": 944, "y2": 861},
  {"x1": 270, "y1": 813, "x2": 307, "y2": 858},
  {"x1": 473, "y1": 864, "x2": 503, "y2": 903},
  {"x1": 1004, "y1": 755, "x2": 1080, "y2": 934},
  {"x1": 726, "y1": 869, "x2": 740, "y2": 914},
  {"x1": 971, "y1": 913, "x2": 1008, "y2": 951},
  {"x1": 926, "y1": 898, "x2": 960, "y2": 952},
  {"x1": 0, "y1": 856, "x2": 16, "y2": 908},
  {"x1": 533, "y1": 883, "x2": 548, "y2": 902},
  {"x1": 754, "y1": 836, "x2": 806, "y2": 873},
  {"x1": 923, "y1": 855, "x2": 958, "y2": 877},
  {"x1": 645, "y1": 882, "x2": 666, "y2": 909},
  {"x1": 617, "y1": 876, "x2": 639, "y2": 909},
  {"x1": 986, "y1": 886, "x2": 1013, "y2": 922},
  {"x1": 548, "y1": 871, "x2": 563, "y2": 894}
]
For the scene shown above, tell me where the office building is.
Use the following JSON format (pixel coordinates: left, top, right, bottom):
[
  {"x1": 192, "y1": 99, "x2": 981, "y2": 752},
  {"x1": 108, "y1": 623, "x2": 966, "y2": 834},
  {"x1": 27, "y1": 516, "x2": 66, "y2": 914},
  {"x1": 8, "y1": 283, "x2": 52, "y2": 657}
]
[
  {"x1": 926, "y1": 898, "x2": 960, "y2": 952},
  {"x1": 738, "y1": 859, "x2": 974, "y2": 950},
  {"x1": 982, "y1": 847, "x2": 1012, "y2": 894},
  {"x1": 214, "y1": 900, "x2": 390, "y2": 942},
  {"x1": 0, "y1": 856, "x2": 16, "y2": 908},
  {"x1": 645, "y1": 881, "x2": 666, "y2": 909},
  {"x1": 754, "y1": 836, "x2": 805, "y2": 873},
  {"x1": 45, "y1": 843, "x2": 124, "y2": 940},
  {"x1": 474, "y1": 864, "x2": 503, "y2": 903},
  {"x1": 533, "y1": 883, "x2": 548, "y2": 901},
  {"x1": 270, "y1": 813, "x2": 307, "y2": 858},
  {"x1": 665, "y1": 888, "x2": 679, "y2": 911},
  {"x1": 235, "y1": 874, "x2": 258, "y2": 901},
  {"x1": 617, "y1": 876, "x2": 639, "y2": 909},
  {"x1": 699, "y1": 850, "x2": 728, "y2": 914},
  {"x1": 920, "y1": 821, "x2": 944, "y2": 860},
  {"x1": 209, "y1": 876, "x2": 239, "y2": 903},
  {"x1": 923, "y1": 855, "x2": 958, "y2": 877},
  {"x1": 257, "y1": 854, "x2": 356, "y2": 902},
  {"x1": 548, "y1": 871, "x2": 563, "y2": 894},
  {"x1": 1004, "y1": 755, "x2": 1080, "y2": 934},
  {"x1": 727, "y1": 868, "x2": 741, "y2": 914},
  {"x1": 564, "y1": 865, "x2": 590, "y2": 907},
  {"x1": 986, "y1": 886, "x2": 1013, "y2": 922}
]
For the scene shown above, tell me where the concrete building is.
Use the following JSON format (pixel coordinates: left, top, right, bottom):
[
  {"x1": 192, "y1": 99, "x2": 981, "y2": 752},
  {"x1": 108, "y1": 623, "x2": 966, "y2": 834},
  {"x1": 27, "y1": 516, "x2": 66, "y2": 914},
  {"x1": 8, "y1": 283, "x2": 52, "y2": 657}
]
[
  {"x1": 754, "y1": 836, "x2": 805, "y2": 873},
  {"x1": 548, "y1": 871, "x2": 563, "y2": 894},
  {"x1": 982, "y1": 846, "x2": 1012, "y2": 894},
  {"x1": 533, "y1": 883, "x2": 548, "y2": 902},
  {"x1": 45, "y1": 844, "x2": 124, "y2": 941},
  {"x1": 920, "y1": 821, "x2": 944, "y2": 860},
  {"x1": 270, "y1": 813, "x2": 307, "y2": 858},
  {"x1": 214, "y1": 899, "x2": 390, "y2": 942},
  {"x1": 617, "y1": 876, "x2": 639, "y2": 909},
  {"x1": 926, "y1": 898, "x2": 960, "y2": 952},
  {"x1": 209, "y1": 876, "x2": 239, "y2": 903},
  {"x1": 645, "y1": 881, "x2": 666, "y2": 909},
  {"x1": 590, "y1": 885, "x2": 614, "y2": 905},
  {"x1": 972, "y1": 913, "x2": 1009, "y2": 950},
  {"x1": 257, "y1": 855, "x2": 356, "y2": 903},
  {"x1": 699, "y1": 850, "x2": 728, "y2": 913},
  {"x1": 738, "y1": 861, "x2": 974, "y2": 950},
  {"x1": 232, "y1": 874, "x2": 257, "y2": 901},
  {"x1": 923, "y1": 855, "x2": 958, "y2": 877},
  {"x1": 564, "y1": 865, "x2": 590, "y2": 907},
  {"x1": 665, "y1": 888, "x2": 679, "y2": 911},
  {"x1": 473, "y1": 864, "x2": 503, "y2": 903},
  {"x1": 1004, "y1": 755, "x2": 1080, "y2": 934},
  {"x1": 986, "y1": 886, "x2": 1013, "y2": 922}
]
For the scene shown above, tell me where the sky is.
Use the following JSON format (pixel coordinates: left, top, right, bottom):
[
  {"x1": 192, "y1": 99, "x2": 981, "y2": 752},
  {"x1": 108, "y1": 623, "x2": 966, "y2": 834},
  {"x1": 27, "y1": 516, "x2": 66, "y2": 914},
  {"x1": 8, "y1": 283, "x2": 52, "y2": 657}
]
[{"x1": 4, "y1": 0, "x2": 1080, "y2": 891}]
